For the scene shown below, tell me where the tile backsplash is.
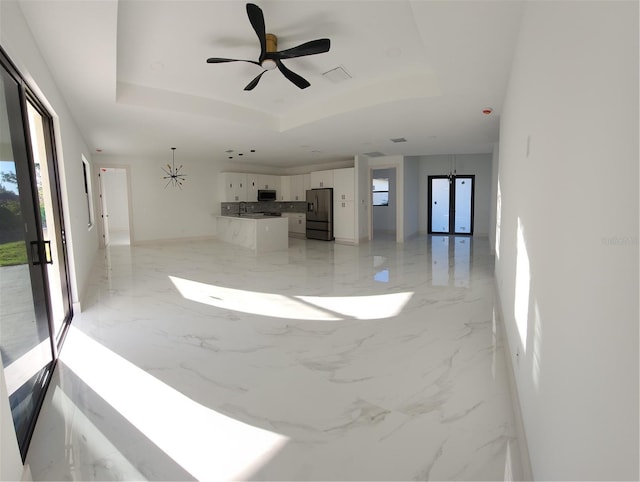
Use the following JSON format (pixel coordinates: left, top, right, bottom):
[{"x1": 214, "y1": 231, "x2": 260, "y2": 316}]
[{"x1": 221, "y1": 201, "x2": 307, "y2": 215}]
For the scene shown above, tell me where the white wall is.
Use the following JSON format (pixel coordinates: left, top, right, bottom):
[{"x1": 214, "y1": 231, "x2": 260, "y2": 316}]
[
  {"x1": 98, "y1": 154, "x2": 220, "y2": 243},
  {"x1": 354, "y1": 154, "x2": 370, "y2": 243},
  {"x1": 489, "y1": 143, "x2": 499, "y2": 253},
  {"x1": 372, "y1": 168, "x2": 396, "y2": 233},
  {"x1": 414, "y1": 154, "x2": 492, "y2": 235},
  {"x1": 496, "y1": 2, "x2": 638, "y2": 479},
  {"x1": 403, "y1": 157, "x2": 420, "y2": 239}
]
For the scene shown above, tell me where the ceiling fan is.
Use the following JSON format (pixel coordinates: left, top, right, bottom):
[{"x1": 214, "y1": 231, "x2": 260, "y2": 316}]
[{"x1": 206, "y1": 3, "x2": 331, "y2": 91}]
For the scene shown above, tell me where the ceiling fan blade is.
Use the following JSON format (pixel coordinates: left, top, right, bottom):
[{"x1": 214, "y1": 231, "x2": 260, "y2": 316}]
[
  {"x1": 276, "y1": 60, "x2": 310, "y2": 89},
  {"x1": 206, "y1": 57, "x2": 261, "y2": 66},
  {"x1": 274, "y1": 38, "x2": 331, "y2": 59},
  {"x1": 244, "y1": 70, "x2": 268, "y2": 91},
  {"x1": 246, "y1": 3, "x2": 266, "y2": 61}
]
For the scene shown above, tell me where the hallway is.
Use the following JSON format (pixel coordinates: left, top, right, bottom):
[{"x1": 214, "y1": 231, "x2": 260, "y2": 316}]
[{"x1": 25, "y1": 236, "x2": 527, "y2": 480}]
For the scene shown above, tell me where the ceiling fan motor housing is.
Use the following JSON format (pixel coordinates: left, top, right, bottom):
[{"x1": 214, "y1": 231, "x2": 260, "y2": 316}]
[
  {"x1": 265, "y1": 33, "x2": 277, "y2": 53},
  {"x1": 262, "y1": 33, "x2": 278, "y2": 69}
]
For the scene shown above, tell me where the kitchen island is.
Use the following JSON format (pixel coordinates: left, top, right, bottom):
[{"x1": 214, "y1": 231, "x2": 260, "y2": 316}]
[{"x1": 216, "y1": 215, "x2": 288, "y2": 252}]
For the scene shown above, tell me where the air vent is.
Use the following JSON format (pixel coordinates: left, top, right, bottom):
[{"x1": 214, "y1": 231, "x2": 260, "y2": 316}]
[
  {"x1": 322, "y1": 66, "x2": 352, "y2": 83},
  {"x1": 363, "y1": 151, "x2": 386, "y2": 157},
  {"x1": 390, "y1": 137, "x2": 407, "y2": 143}
]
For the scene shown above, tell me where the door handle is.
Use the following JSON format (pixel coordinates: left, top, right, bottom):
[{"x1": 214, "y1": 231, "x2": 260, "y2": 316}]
[
  {"x1": 44, "y1": 240, "x2": 53, "y2": 265},
  {"x1": 29, "y1": 241, "x2": 53, "y2": 265},
  {"x1": 30, "y1": 241, "x2": 41, "y2": 265}
]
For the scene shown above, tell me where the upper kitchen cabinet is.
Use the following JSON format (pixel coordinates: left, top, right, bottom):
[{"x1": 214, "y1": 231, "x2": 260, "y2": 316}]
[
  {"x1": 279, "y1": 174, "x2": 311, "y2": 201},
  {"x1": 219, "y1": 172, "x2": 247, "y2": 202},
  {"x1": 290, "y1": 174, "x2": 310, "y2": 201},
  {"x1": 332, "y1": 168, "x2": 355, "y2": 202},
  {"x1": 258, "y1": 174, "x2": 280, "y2": 191},
  {"x1": 310, "y1": 170, "x2": 334, "y2": 189},
  {"x1": 280, "y1": 176, "x2": 291, "y2": 201},
  {"x1": 247, "y1": 174, "x2": 280, "y2": 201}
]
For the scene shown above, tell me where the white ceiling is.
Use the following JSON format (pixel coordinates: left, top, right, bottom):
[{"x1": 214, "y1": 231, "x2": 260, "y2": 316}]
[{"x1": 18, "y1": 0, "x2": 524, "y2": 169}]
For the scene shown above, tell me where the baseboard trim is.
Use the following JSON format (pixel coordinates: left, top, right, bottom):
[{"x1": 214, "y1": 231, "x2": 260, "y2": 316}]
[
  {"x1": 494, "y1": 281, "x2": 534, "y2": 481},
  {"x1": 132, "y1": 235, "x2": 217, "y2": 246}
]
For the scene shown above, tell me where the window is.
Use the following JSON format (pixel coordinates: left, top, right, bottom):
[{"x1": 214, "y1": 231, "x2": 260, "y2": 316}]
[
  {"x1": 82, "y1": 155, "x2": 94, "y2": 227},
  {"x1": 372, "y1": 177, "x2": 389, "y2": 206}
]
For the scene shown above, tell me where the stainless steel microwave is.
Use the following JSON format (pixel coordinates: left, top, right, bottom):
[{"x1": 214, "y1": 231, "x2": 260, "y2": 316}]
[{"x1": 257, "y1": 189, "x2": 277, "y2": 201}]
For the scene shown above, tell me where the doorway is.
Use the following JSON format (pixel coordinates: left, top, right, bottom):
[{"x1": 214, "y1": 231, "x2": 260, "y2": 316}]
[
  {"x1": 0, "y1": 49, "x2": 72, "y2": 459},
  {"x1": 370, "y1": 167, "x2": 397, "y2": 240},
  {"x1": 428, "y1": 175, "x2": 475, "y2": 235},
  {"x1": 98, "y1": 167, "x2": 131, "y2": 246}
]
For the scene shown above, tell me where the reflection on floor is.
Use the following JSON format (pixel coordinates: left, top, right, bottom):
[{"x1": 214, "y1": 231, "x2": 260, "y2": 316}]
[{"x1": 25, "y1": 235, "x2": 528, "y2": 481}]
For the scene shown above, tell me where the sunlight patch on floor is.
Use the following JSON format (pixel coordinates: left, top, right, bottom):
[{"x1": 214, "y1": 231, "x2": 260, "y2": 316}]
[
  {"x1": 62, "y1": 327, "x2": 288, "y2": 480},
  {"x1": 169, "y1": 275, "x2": 413, "y2": 320}
]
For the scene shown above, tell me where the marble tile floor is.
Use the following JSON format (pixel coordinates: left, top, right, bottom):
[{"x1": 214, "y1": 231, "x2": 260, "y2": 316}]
[{"x1": 25, "y1": 235, "x2": 528, "y2": 481}]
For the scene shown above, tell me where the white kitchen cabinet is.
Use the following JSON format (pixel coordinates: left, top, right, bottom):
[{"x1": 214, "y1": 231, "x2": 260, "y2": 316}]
[
  {"x1": 246, "y1": 174, "x2": 259, "y2": 201},
  {"x1": 302, "y1": 173, "x2": 311, "y2": 195},
  {"x1": 219, "y1": 172, "x2": 247, "y2": 202},
  {"x1": 334, "y1": 200, "x2": 355, "y2": 243},
  {"x1": 290, "y1": 174, "x2": 308, "y2": 201},
  {"x1": 280, "y1": 174, "x2": 310, "y2": 201},
  {"x1": 247, "y1": 174, "x2": 280, "y2": 200},
  {"x1": 282, "y1": 212, "x2": 306, "y2": 237},
  {"x1": 280, "y1": 176, "x2": 291, "y2": 201},
  {"x1": 261, "y1": 174, "x2": 281, "y2": 191},
  {"x1": 332, "y1": 167, "x2": 354, "y2": 202},
  {"x1": 310, "y1": 170, "x2": 334, "y2": 189}
]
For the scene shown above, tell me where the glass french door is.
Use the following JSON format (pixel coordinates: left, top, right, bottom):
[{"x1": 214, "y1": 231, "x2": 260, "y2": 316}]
[
  {"x1": 0, "y1": 48, "x2": 72, "y2": 459},
  {"x1": 428, "y1": 175, "x2": 475, "y2": 235}
]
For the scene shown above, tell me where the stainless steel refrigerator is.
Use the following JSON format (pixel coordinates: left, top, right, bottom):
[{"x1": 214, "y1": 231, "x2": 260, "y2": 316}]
[{"x1": 306, "y1": 188, "x2": 334, "y2": 240}]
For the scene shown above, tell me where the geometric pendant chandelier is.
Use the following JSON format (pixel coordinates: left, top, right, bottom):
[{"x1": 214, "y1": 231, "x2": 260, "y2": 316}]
[{"x1": 162, "y1": 147, "x2": 186, "y2": 189}]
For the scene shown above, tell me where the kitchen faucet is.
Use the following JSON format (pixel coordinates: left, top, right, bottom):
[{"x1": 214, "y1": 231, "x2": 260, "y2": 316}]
[{"x1": 238, "y1": 201, "x2": 247, "y2": 216}]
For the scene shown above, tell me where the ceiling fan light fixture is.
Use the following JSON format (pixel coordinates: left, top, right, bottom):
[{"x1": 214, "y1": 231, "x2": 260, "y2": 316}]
[{"x1": 261, "y1": 58, "x2": 277, "y2": 70}]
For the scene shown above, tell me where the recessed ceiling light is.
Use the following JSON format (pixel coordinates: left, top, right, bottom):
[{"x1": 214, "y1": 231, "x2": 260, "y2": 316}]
[
  {"x1": 225, "y1": 149, "x2": 234, "y2": 153},
  {"x1": 239, "y1": 153, "x2": 244, "y2": 156},
  {"x1": 250, "y1": 149, "x2": 256, "y2": 153},
  {"x1": 363, "y1": 151, "x2": 386, "y2": 157},
  {"x1": 390, "y1": 137, "x2": 407, "y2": 143},
  {"x1": 482, "y1": 108, "x2": 493, "y2": 115},
  {"x1": 96, "y1": 149, "x2": 103, "y2": 153}
]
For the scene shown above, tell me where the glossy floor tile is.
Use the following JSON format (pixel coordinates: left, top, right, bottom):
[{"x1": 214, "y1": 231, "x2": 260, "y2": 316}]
[{"x1": 25, "y1": 235, "x2": 527, "y2": 481}]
